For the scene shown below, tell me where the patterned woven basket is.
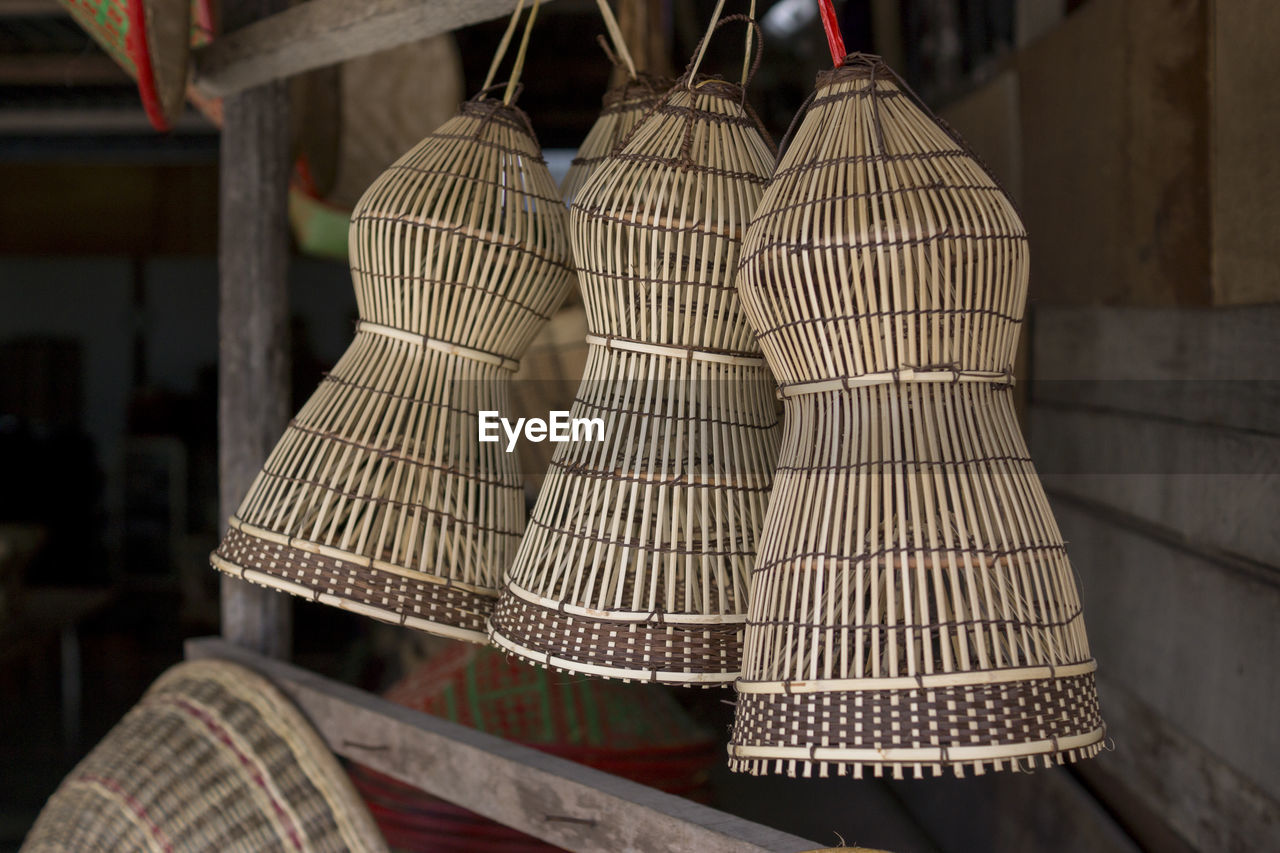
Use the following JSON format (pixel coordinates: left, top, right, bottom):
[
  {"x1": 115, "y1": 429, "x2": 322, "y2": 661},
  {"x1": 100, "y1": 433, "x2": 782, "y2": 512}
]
[
  {"x1": 489, "y1": 5, "x2": 781, "y2": 686},
  {"x1": 211, "y1": 4, "x2": 573, "y2": 644},
  {"x1": 22, "y1": 659, "x2": 386, "y2": 852},
  {"x1": 60, "y1": 0, "x2": 215, "y2": 129},
  {"x1": 350, "y1": 641, "x2": 715, "y2": 851},
  {"x1": 728, "y1": 54, "x2": 1105, "y2": 779}
]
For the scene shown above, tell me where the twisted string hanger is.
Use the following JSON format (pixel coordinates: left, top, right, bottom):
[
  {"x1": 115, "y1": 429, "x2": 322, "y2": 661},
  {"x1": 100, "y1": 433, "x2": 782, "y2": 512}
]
[
  {"x1": 686, "y1": 0, "x2": 761, "y2": 88},
  {"x1": 480, "y1": 0, "x2": 543, "y2": 105},
  {"x1": 594, "y1": 0, "x2": 637, "y2": 80}
]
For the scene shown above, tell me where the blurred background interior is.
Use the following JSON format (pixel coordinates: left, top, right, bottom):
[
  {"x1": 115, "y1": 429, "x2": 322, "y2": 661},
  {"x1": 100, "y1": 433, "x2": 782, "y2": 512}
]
[{"x1": 0, "y1": 0, "x2": 1277, "y2": 851}]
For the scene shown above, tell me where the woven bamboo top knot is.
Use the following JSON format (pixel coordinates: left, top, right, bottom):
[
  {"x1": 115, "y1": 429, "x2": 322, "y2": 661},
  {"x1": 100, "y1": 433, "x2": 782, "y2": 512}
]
[
  {"x1": 737, "y1": 54, "x2": 1029, "y2": 385},
  {"x1": 569, "y1": 75, "x2": 776, "y2": 355},
  {"x1": 346, "y1": 93, "x2": 572, "y2": 363}
]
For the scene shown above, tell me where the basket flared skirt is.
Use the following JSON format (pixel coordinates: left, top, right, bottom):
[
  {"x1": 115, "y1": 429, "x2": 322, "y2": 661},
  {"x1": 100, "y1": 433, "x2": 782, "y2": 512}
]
[
  {"x1": 490, "y1": 342, "x2": 780, "y2": 684},
  {"x1": 728, "y1": 381, "x2": 1106, "y2": 776},
  {"x1": 212, "y1": 328, "x2": 526, "y2": 642}
]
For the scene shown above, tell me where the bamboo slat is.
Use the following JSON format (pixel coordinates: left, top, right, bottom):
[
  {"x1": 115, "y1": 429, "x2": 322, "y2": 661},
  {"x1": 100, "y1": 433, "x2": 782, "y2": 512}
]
[{"x1": 728, "y1": 54, "x2": 1105, "y2": 778}]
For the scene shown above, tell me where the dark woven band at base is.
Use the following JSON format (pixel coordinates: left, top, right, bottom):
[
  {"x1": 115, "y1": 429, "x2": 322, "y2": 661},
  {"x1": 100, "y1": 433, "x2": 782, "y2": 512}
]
[
  {"x1": 213, "y1": 525, "x2": 496, "y2": 643},
  {"x1": 728, "y1": 669, "x2": 1105, "y2": 779},
  {"x1": 488, "y1": 586, "x2": 743, "y2": 686}
]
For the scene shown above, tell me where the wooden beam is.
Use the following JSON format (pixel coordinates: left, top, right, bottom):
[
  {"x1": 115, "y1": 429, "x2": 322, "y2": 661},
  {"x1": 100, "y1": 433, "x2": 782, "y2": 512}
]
[
  {"x1": 185, "y1": 637, "x2": 817, "y2": 853},
  {"x1": 1078, "y1": 676, "x2": 1280, "y2": 852},
  {"x1": 193, "y1": 0, "x2": 550, "y2": 99},
  {"x1": 0, "y1": 54, "x2": 128, "y2": 85},
  {"x1": 0, "y1": 0, "x2": 62, "y2": 14},
  {"x1": 218, "y1": 0, "x2": 292, "y2": 658},
  {"x1": 1030, "y1": 304, "x2": 1280, "y2": 570},
  {"x1": 1031, "y1": 304, "x2": 1280, "y2": 435},
  {"x1": 886, "y1": 763, "x2": 1138, "y2": 853},
  {"x1": 1050, "y1": 499, "x2": 1280, "y2": 800},
  {"x1": 1032, "y1": 409, "x2": 1280, "y2": 571}
]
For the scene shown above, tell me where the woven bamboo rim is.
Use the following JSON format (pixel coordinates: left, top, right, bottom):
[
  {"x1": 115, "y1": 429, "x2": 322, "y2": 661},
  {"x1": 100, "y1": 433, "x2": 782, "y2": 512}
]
[
  {"x1": 211, "y1": 3, "x2": 572, "y2": 642},
  {"x1": 21, "y1": 659, "x2": 386, "y2": 852},
  {"x1": 489, "y1": 3, "x2": 779, "y2": 686},
  {"x1": 729, "y1": 54, "x2": 1105, "y2": 777}
]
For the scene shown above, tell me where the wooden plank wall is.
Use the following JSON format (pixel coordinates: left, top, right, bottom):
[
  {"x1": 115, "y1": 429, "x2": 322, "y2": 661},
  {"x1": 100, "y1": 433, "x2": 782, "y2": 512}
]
[{"x1": 1028, "y1": 304, "x2": 1280, "y2": 851}]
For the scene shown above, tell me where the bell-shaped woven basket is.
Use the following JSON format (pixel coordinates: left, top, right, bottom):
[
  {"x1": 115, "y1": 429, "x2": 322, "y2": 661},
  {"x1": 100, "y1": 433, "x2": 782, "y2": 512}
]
[
  {"x1": 211, "y1": 5, "x2": 572, "y2": 643},
  {"x1": 489, "y1": 7, "x2": 781, "y2": 686},
  {"x1": 22, "y1": 659, "x2": 385, "y2": 852},
  {"x1": 729, "y1": 54, "x2": 1105, "y2": 778}
]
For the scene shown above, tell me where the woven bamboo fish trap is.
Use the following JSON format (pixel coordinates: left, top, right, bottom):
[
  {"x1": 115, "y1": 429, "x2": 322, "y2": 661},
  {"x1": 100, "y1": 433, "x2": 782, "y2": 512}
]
[
  {"x1": 210, "y1": 2, "x2": 572, "y2": 643},
  {"x1": 22, "y1": 659, "x2": 385, "y2": 852},
  {"x1": 489, "y1": 4, "x2": 781, "y2": 686},
  {"x1": 558, "y1": 72, "x2": 667, "y2": 206},
  {"x1": 727, "y1": 54, "x2": 1105, "y2": 778}
]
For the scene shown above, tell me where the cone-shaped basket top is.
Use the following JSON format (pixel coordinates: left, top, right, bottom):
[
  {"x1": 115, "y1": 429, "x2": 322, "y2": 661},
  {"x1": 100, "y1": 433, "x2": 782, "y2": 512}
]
[
  {"x1": 739, "y1": 54, "x2": 1026, "y2": 392},
  {"x1": 211, "y1": 92, "x2": 573, "y2": 644},
  {"x1": 729, "y1": 55, "x2": 1104, "y2": 779},
  {"x1": 350, "y1": 94, "x2": 572, "y2": 358},
  {"x1": 488, "y1": 72, "x2": 781, "y2": 687},
  {"x1": 571, "y1": 75, "x2": 775, "y2": 354},
  {"x1": 561, "y1": 73, "x2": 670, "y2": 206}
]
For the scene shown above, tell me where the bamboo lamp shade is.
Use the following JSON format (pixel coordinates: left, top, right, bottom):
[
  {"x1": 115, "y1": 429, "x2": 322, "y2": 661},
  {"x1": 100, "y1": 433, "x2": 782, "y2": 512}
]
[
  {"x1": 728, "y1": 55, "x2": 1105, "y2": 778},
  {"x1": 211, "y1": 84, "x2": 573, "y2": 643},
  {"x1": 489, "y1": 16, "x2": 781, "y2": 686},
  {"x1": 22, "y1": 660, "x2": 385, "y2": 852}
]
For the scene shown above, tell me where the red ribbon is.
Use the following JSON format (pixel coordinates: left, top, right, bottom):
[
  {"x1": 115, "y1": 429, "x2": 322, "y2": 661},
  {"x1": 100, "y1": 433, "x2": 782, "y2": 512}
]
[{"x1": 818, "y1": 0, "x2": 846, "y2": 67}]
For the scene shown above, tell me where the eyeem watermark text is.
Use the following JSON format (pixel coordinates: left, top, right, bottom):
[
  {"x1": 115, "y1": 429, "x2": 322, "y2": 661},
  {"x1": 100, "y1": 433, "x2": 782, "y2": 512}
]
[{"x1": 479, "y1": 411, "x2": 605, "y2": 452}]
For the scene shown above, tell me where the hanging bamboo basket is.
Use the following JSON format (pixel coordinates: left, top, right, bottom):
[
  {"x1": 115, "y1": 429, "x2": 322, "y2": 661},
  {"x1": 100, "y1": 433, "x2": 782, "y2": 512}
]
[
  {"x1": 489, "y1": 5, "x2": 781, "y2": 686},
  {"x1": 210, "y1": 3, "x2": 572, "y2": 643},
  {"x1": 728, "y1": 54, "x2": 1105, "y2": 778},
  {"x1": 21, "y1": 659, "x2": 385, "y2": 852}
]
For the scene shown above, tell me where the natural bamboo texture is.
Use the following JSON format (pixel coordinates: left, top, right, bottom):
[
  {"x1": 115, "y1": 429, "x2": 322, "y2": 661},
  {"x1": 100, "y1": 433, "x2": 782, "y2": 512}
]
[
  {"x1": 559, "y1": 73, "x2": 668, "y2": 207},
  {"x1": 509, "y1": 73, "x2": 667, "y2": 492},
  {"x1": 211, "y1": 92, "x2": 573, "y2": 643},
  {"x1": 489, "y1": 72, "x2": 781, "y2": 686},
  {"x1": 21, "y1": 659, "x2": 385, "y2": 852},
  {"x1": 729, "y1": 55, "x2": 1105, "y2": 777}
]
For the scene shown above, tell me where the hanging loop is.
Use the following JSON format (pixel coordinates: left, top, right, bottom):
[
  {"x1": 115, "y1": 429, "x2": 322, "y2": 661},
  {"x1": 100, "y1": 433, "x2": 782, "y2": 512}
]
[
  {"x1": 685, "y1": 0, "x2": 762, "y2": 89},
  {"x1": 594, "y1": 0, "x2": 637, "y2": 79},
  {"x1": 481, "y1": 0, "x2": 526, "y2": 93},
  {"x1": 479, "y1": 0, "x2": 542, "y2": 105}
]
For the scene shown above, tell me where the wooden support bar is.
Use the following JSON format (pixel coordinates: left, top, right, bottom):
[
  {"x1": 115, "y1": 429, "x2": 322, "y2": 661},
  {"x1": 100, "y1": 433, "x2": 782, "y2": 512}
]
[
  {"x1": 1079, "y1": 675, "x2": 1279, "y2": 852},
  {"x1": 193, "y1": 0, "x2": 551, "y2": 99},
  {"x1": 218, "y1": 0, "x2": 293, "y2": 658},
  {"x1": 185, "y1": 636, "x2": 817, "y2": 853}
]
